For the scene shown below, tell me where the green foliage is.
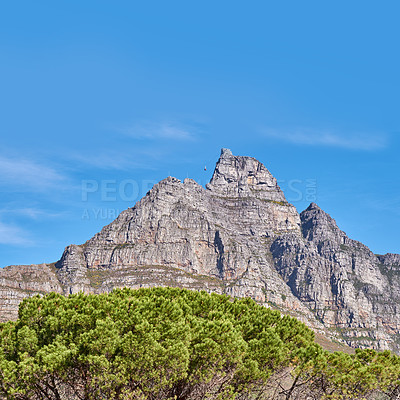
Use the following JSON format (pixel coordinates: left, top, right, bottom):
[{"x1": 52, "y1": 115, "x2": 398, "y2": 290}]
[
  {"x1": 0, "y1": 288, "x2": 318, "y2": 399},
  {"x1": 0, "y1": 287, "x2": 400, "y2": 399}
]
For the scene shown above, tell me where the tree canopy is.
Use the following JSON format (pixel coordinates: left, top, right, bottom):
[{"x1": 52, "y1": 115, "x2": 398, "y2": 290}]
[{"x1": 0, "y1": 287, "x2": 399, "y2": 399}]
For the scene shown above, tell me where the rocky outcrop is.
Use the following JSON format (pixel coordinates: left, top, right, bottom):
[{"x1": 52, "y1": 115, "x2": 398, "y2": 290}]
[
  {"x1": 378, "y1": 253, "x2": 400, "y2": 266},
  {"x1": 0, "y1": 264, "x2": 62, "y2": 322},
  {"x1": 271, "y1": 203, "x2": 400, "y2": 351},
  {"x1": 1, "y1": 148, "x2": 400, "y2": 352},
  {"x1": 55, "y1": 149, "x2": 315, "y2": 326}
]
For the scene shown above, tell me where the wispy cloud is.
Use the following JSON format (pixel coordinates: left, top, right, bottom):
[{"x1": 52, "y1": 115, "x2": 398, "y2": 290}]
[
  {"x1": 68, "y1": 150, "x2": 158, "y2": 171},
  {"x1": 0, "y1": 207, "x2": 65, "y2": 220},
  {"x1": 365, "y1": 197, "x2": 400, "y2": 216},
  {"x1": 0, "y1": 221, "x2": 33, "y2": 246},
  {"x1": 121, "y1": 121, "x2": 197, "y2": 141},
  {"x1": 68, "y1": 120, "x2": 197, "y2": 170},
  {"x1": 262, "y1": 129, "x2": 388, "y2": 150},
  {"x1": 0, "y1": 155, "x2": 66, "y2": 190}
]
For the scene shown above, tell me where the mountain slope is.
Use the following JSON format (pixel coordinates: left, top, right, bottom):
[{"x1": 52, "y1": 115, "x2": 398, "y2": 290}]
[
  {"x1": 55, "y1": 148, "x2": 316, "y2": 325},
  {"x1": 272, "y1": 202, "x2": 400, "y2": 351},
  {"x1": 1, "y1": 148, "x2": 399, "y2": 351}
]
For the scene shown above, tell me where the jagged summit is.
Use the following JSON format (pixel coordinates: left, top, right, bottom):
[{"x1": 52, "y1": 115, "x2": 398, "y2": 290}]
[
  {"x1": 300, "y1": 202, "x2": 345, "y2": 244},
  {"x1": 1, "y1": 149, "x2": 400, "y2": 353},
  {"x1": 220, "y1": 147, "x2": 233, "y2": 158},
  {"x1": 305, "y1": 202, "x2": 321, "y2": 211},
  {"x1": 55, "y1": 149, "x2": 301, "y2": 294},
  {"x1": 207, "y1": 148, "x2": 286, "y2": 202}
]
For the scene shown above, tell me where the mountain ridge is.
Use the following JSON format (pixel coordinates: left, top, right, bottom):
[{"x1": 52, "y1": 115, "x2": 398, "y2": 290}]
[{"x1": 1, "y1": 148, "x2": 399, "y2": 352}]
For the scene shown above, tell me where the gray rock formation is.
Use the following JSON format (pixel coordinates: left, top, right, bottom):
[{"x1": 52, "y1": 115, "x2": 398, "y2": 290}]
[
  {"x1": 54, "y1": 148, "x2": 314, "y2": 325},
  {"x1": 1, "y1": 148, "x2": 400, "y2": 352},
  {"x1": 0, "y1": 264, "x2": 62, "y2": 321},
  {"x1": 271, "y1": 202, "x2": 400, "y2": 351}
]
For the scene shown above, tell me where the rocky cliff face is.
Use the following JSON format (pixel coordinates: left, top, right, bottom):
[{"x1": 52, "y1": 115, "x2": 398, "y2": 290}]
[
  {"x1": 271, "y1": 203, "x2": 400, "y2": 351},
  {"x1": 0, "y1": 264, "x2": 62, "y2": 321},
  {"x1": 55, "y1": 148, "x2": 314, "y2": 325},
  {"x1": 1, "y1": 148, "x2": 400, "y2": 352}
]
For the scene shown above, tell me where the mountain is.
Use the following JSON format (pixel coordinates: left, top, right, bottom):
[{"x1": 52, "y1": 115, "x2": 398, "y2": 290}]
[{"x1": 1, "y1": 148, "x2": 399, "y2": 352}]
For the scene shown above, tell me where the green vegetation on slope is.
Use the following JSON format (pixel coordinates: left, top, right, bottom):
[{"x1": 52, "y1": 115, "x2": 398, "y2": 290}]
[{"x1": 0, "y1": 287, "x2": 399, "y2": 399}]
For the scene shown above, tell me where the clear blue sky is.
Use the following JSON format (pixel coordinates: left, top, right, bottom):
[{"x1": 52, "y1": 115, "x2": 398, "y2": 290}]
[{"x1": 1, "y1": 1, "x2": 399, "y2": 267}]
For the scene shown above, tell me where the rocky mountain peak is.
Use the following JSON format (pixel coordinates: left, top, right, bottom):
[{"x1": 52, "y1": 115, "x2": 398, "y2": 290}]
[
  {"x1": 306, "y1": 202, "x2": 321, "y2": 211},
  {"x1": 206, "y1": 148, "x2": 287, "y2": 202},
  {"x1": 219, "y1": 147, "x2": 233, "y2": 159},
  {"x1": 300, "y1": 202, "x2": 345, "y2": 245},
  {"x1": 2, "y1": 149, "x2": 400, "y2": 353}
]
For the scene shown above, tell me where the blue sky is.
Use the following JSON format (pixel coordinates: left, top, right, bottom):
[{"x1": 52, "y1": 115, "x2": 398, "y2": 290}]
[{"x1": 1, "y1": 1, "x2": 399, "y2": 267}]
